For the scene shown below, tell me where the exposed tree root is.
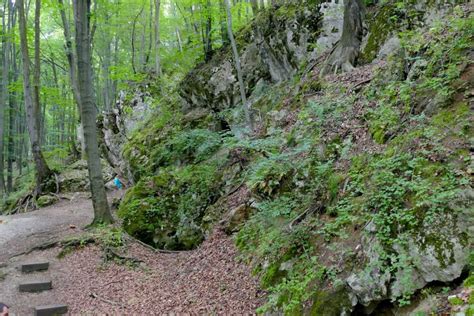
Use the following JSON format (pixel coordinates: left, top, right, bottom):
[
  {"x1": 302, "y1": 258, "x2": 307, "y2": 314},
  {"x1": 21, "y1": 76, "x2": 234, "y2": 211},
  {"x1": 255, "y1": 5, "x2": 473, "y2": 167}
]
[
  {"x1": 287, "y1": 202, "x2": 323, "y2": 231},
  {"x1": 320, "y1": 0, "x2": 365, "y2": 76},
  {"x1": 57, "y1": 237, "x2": 96, "y2": 258},
  {"x1": 89, "y1": 292, "x2": 126, "y2": 308},
  {"x1": 8, "y1": 173, "x2": 61, "y2": 214},
  {"x1": 122, "y1": 232, "x2": 187, "y2": 254},
  {"x1": 102, "y1": 247, "x2": 143, "y2": 266}
]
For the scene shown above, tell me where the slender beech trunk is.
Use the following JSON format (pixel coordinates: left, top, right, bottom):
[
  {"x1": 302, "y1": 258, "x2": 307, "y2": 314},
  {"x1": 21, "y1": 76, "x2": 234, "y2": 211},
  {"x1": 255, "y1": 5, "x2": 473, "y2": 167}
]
[
  {"x1": 17, "y1": 111, "x2": 24, "y2": 176},
  {"x1": 33, "y1": 0, "x2": 43, "y2": 145},
  {"x1": 102, "y1": 12, "x2": 113, "y2": 111},
  {"x1": 171, "y1": 2, "x2": 183, "y2": 52},
  {"x1": 6, "y1": 0, "x2": 16, "y2": 193},
  {"x1": 224, "y1": 0, "x2": 254, "y2": 131},
  {"x1": 7, "y1": 37, "x2": 17, "y2": 193},
  {"x1": 145, "y1": 0, "x2": 153, "y2": 66},
  {"x1": 139, "y1": 10, "x2": 146, "y2": 69},
  {"x1": 131, "y1": 5, "x2": 144, "y2": 74},
  {"x1": 202, "y1": 0, "x2": 213, "y2": 62},
  {"x1": 219, "y1": 0, "x2": 230, "y2": 45},
  {"x1": 73, "y1": 0, "x2": 113, "y2": 224},
  {"x1": 18, "y1": 0, "x2": 53, "y2": 194},
  {"x1": 0, "y1": 0, "x2": 9, "y2": 196},
  {"x1": 154, "y1": 0, "x2": 162, "y2": 76},
  {"x1": 58, "y1": 0, "x2": 86, "y2": 157},
  {"x1": 250, "y1": 0, "x2": 259, "y2": 14}
]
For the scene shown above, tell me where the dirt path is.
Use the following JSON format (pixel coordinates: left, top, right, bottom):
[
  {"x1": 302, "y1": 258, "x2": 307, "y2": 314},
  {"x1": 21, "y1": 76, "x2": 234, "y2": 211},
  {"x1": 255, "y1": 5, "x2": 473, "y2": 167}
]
[
  {"x1": 0, "y1": 193, "x2": 264, "y2": 314},
  {"x1": 0, "y1": 192, "x2": 95, "y2": 263}
]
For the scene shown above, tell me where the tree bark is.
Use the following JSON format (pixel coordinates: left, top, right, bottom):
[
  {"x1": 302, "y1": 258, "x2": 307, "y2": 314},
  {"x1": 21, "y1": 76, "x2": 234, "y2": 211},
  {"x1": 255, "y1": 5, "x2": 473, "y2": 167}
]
[
  {"x1": 321, "y1": 0, "x2": 365, "y2": 75},
  {"x1": 73, "y1": 0, "x2": 113, "y2": 224},
  {"x1": 131, "y1": 5, "x2": 144, "y2": 74},
  {"x1": 202, "y1": 0, "x2": 213, "y2": 62},
  {"x1": 224, "y1": 0, "x2": 254, "y2": 132},
  {"x1": 33, "y1": 0, "x2": 43, "y2": 144},
  {"x1": 154, "y1": 0, "x2": 162, "y2": 76},
  {"x1": 102, "y1": 12, "x2": 113, "y2": 111},
  {"x1": 250, "y1": 0, "x2": 259, "y2": 15},
  {"x1": 58, "y1": 0, "x2": 86, "y2": 158},
  {"x1": 7, "y1": 32, "x2": 17, "y2": 193},
  {"x1": 17, "y1": 0, "x2": 53, "y2": 195},
  {"x1": 219, "y1": 0, "x2": 230, "y2": 45},
  {"x1": 0, "y1": 0, "x2": 10, "y2": 196}
]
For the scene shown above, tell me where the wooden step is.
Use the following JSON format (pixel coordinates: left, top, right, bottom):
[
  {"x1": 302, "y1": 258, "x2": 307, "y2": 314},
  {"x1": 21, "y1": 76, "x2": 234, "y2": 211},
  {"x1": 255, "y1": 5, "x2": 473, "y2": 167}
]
[
  {"x1": 18, "y1": 280, "x2": 52, "y2": 292},
  {"x1": 34, "y1": 304, "x2": 68, "y2": 316},
  {"x1": 21, "y1": 261, "x2": 49, "y2": 273}
]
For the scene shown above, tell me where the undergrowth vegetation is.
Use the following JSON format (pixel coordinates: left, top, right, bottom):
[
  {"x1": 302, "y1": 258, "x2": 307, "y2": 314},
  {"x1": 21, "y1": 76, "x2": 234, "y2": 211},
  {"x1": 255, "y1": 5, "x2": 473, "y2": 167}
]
[{"x1": 118, "y1": 4, "x2": 472, "y2": 313}]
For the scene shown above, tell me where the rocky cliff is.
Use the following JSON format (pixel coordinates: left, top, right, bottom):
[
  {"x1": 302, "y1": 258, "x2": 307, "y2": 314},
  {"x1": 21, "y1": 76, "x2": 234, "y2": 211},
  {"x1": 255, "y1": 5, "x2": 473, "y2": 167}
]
[{"x1": 117, "y1": 1, "x2": 473, "y2": 313}]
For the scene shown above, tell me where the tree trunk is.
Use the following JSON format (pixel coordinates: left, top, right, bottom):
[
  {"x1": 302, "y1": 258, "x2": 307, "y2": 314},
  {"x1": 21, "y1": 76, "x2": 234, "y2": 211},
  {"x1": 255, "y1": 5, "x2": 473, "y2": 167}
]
[
  {"x1": 131, "y1": 5, "x2": 144, "y2": 74},
  {"x1": 154, "y1": 0, "x2": 162, "y2": 76},
  {"x1": 5, "y1": 0, "x2": 16, "y2": 193},
  {"x1": 58, "y1": 0, "x2": 86, "y2": 158},
  {"x1": 102, "y1": 13, "x2": 113, "y2": 111},
  {"x1": 321, "y1": 0, "x2": 365, "y2": 75},
  {"x1": 171, "y1": 2, "x2": 183, "y2": 52},
  {"x1": 219, "y1": 0, "x2": 230, "y2": 45},
  {"x1": 7, "y1": 34, "x2": 17, "y2": 193},
  {"x1": 73, "y1": 0, "x2": 113, "y2": 224},
  {"x1": 202, "y1": 0, "x2": 213, "y2": 62},
  {"x1": 33, "y1": 0, "x2": 43, "y2": 144},
  {"x1": 145, "y1": 0, "x2": 153, "y2": 66},
  {"x1": 224, "y1": 0, "x2": 254, "y2": 132},
  {"x1": 17, "y1": 0, "x2": 53, "y2": 195},
  {"x1": 0, "y1": 0, "x2": 10, "y2": 196},
  {"x1": 17, "y1": 112, "x2": 24, "y2": 176},
  {"x1": 250, "y1": 0, "x2": 259, "y2": 14}
]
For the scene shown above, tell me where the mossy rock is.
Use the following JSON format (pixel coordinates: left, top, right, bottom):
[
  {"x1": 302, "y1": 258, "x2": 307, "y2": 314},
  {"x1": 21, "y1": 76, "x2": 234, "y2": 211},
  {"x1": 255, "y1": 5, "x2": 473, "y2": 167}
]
[
  {"x1": 360, "y1": 0, "x2": 426, "y2": 64},
  {"x1": 310, "y1": 286, "x2": 353, "y2": 315},
  {"x1": 119, "y1": 160, "x2": 226, "y2": 250},
  {"x1": 36, "y1": 195, "x2": 59, "y2": 208}
]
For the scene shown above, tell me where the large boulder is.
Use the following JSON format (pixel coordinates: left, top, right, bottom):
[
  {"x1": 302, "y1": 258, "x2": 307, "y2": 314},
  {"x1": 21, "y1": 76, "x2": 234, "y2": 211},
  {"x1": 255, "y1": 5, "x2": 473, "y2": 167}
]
[
  {"x1": 346, "y1": 189, "x2": 472, "y2": 310},
  {"x1": 59, "y1": 160, "x2": 114, "y2": 192},
  {"x1": 36, "y1": 195, "x2": 59, "y2": 208}
]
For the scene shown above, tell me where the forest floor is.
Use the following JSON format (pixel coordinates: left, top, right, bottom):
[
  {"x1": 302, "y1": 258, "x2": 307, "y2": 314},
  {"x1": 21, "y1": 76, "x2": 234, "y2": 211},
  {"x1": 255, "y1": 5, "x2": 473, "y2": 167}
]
[{"x1": 0, "y1": 191, "x2": 264, "y2": 314}]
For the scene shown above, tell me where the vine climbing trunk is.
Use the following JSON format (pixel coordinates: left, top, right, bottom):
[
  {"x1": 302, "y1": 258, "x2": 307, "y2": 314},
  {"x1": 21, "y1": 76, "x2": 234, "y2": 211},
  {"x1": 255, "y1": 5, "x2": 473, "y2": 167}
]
[
  {"x1": 73, "y1": 0, "x2": 113, "y2": 224},
  {"x1": 17, "y1": 0, "x2": 53, "y2": 195}
]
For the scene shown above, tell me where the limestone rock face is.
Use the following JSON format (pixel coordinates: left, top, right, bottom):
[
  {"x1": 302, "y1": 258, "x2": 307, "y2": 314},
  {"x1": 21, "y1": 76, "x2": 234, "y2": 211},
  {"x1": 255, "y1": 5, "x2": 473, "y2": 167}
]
[
  {"x1": 346, "y1": 225, "x2": 391, "y2": 307},
  {"x1": 179, "y1": 3, "x2": 322, "y2": 118},
  {"x1": 316, "y1": 0, "x2": 344, "y2": 54},
  {"x1": 346, "y1": 190, "x2": 472, "y2": 309},
  {"x1": 220, "y1": 204, "x2": 254, "y2": 234},
  {"x1": 99, "y1": 87, "x2": 152, "y2": 184}
]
